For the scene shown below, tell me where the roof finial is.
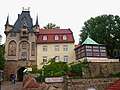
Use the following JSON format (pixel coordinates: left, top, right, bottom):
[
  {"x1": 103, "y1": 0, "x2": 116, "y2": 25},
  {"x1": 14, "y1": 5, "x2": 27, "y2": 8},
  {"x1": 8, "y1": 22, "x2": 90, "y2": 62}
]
[
  {"x1": 22, "y1": 7, "x2": 30, "y2": 11},
  {"x1": 5, "y1": 14, "x2": 9, "y2": 26},
  {"x1": 87, "y1": 32, "x2": 90, "y2": 38}
]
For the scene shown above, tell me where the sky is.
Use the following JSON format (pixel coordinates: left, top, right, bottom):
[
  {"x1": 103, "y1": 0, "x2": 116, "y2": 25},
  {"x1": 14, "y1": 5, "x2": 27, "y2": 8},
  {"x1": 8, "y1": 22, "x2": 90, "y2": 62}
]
[{"x1": 0, "y1": 0, "x2": 120, "y2": 44}]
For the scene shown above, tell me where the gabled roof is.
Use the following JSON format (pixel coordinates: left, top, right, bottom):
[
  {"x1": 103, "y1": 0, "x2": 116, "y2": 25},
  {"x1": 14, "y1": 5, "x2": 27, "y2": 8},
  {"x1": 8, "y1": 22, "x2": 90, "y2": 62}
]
[
  {"x1": 82, "y1": 36, "x2": 99, "y2": 45},
  {"x1": 37, "y1": 29, "x2": 75, "y2": 43},
  {"x1": 11, "y1": 11, "x2": 34, "y2": 32},
  {"x1": 39, "y1": 29, "x2": 72, "y2": 34}
]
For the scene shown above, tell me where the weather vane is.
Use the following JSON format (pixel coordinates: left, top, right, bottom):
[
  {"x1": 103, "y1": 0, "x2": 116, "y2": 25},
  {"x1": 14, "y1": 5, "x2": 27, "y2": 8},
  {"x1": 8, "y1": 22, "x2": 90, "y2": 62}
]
[{"x1": 22, "y1": 7, "x2": 30, "y2": 11}]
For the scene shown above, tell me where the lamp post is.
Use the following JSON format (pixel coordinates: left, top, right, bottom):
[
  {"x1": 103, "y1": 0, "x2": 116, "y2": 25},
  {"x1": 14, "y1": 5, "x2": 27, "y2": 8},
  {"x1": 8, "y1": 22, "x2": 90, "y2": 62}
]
[{"x1": 0, "y1": 70, "x2": 3, "y2": 90}]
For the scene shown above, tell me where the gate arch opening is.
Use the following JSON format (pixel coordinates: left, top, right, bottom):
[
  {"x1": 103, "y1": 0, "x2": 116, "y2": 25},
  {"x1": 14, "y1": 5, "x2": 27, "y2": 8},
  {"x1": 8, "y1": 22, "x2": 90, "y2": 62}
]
[{"x1": 17, "y1": 67, "x2": 26, "y2": 81}]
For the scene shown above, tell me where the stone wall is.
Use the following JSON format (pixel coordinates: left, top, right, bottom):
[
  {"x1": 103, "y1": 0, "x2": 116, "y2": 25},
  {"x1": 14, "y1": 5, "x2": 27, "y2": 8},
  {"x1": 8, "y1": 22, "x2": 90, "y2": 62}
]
[
  {"x1": 23, "y1": 74, "x2": 120, "y2": 90},
  {"x1": 66, "y1": 78, "x2": 119, "y2": 90},
  {"x1": 82, "y1": 62, "x2": 120, "y2": 78}
]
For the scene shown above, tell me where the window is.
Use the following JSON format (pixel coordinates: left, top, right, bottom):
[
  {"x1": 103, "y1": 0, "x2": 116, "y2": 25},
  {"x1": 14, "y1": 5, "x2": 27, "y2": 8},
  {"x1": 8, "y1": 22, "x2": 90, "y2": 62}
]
[
  {"x1": 43, "y1": 46, "x2": 47, "y2": 52},
  {"x1": 55, "y1": 56, "x2": 60, "y2": 62},
  {"x1": 81, "y1": 49, "x2": 85, "y2": 53},
  {"x1": 31, "y1": 42, "x2": 35, "y2": 56},
  {"x1": 63, "y1": 45, "x2": 68, "y2": 51},
  {"x1": 63, "y1": 35, "x2": 67, "y2": 40},
  {"x1": 93, "y1": 49, "x2": 99, "y2": 52},
  {"x1": 8, "y1": 41, "x2": 16, "y2": 56},
  {"x1": 43, "y1": 56, "x2": 47, "y2": 62},
  {"x1": 55, "y1": 35, "x2": 59, "y2": 40},
  {"x1": 86, "y1": 49, "x2": 92, "y2": 51},
  {"x1": 86, "y1": 52, "x2": 92, "y2": 56},
  {"x1": 86, "y1": 46, "x2": 92, "y2": 48},
  {"x1": 94, "y1": 53, "x2": 100, "y2": 56},
  {"x1": 81, "y1": 53, "x2": 85, "y2": 57},
  {"x1": 21, "y1": 52, "x2": 27, "y2": 60},
  {"x1": 100, "y1": 53, "x2": 106, "y2": 56},
  {"x1": 100, "y1": 50, "x2": 106, "y2": 52},
  {"x1": 93, "y1": 46, "x2": 99, "y2": 49},
  {"x1": 64, "y1": 56, "x2": 68, "y2": 62},
  {"x1": 55, "y1": 45, "x2": 59, "y2": 51},
  {"x1": 100, "y1": 47, "x2": 105, "y2": 49},
  {"x1": 32, "y1": 42, "x2": 35, "y2": 49},
  {"x1": 22, "y1": 42, "x2": 27, "y2": 49},
  {"x1": 43, "y1": 35, "x2": 47, "y2": 40}
]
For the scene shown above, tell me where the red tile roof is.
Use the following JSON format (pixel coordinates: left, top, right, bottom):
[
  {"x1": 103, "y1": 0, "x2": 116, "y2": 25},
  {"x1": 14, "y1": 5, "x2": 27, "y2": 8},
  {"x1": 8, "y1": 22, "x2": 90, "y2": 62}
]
[
  {"x1": 37, "y1": 29, "x2": 75, "y2": 43},
  {"x1": 105, "y1": 79, "x2": 120, "y2": 90}
]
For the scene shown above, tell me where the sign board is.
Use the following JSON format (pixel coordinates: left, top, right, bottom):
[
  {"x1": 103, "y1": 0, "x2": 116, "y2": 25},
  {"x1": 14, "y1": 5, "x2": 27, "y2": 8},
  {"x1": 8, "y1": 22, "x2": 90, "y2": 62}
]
[
  {"x1": 27, "y1": 68, "x2": 32, "y2": 71},
  {"x1": 45, "y1": 77, "x2": 64, "y2": 83}
]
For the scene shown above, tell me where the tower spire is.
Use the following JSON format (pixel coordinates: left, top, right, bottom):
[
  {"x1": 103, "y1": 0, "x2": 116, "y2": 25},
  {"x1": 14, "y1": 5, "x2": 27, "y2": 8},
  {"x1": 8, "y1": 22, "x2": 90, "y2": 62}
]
[
  {"x1": 35, "y1": 14, "x2": 39, "y2": 26},
  {"x1": 5, "y1": 14, "x2": 9, "y2": 26}
]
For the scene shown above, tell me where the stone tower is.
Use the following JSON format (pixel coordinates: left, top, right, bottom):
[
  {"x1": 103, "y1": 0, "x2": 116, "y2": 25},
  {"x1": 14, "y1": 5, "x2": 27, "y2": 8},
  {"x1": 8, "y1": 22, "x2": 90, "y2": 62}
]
[{"x1": 4, "y1": 8, "x2": 39, "y2": 81}]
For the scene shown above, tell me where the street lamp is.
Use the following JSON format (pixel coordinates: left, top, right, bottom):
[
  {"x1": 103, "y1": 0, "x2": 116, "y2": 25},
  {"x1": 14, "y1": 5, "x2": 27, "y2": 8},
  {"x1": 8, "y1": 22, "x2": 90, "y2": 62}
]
[{"x1": 0, "y1": 70, "x2": 3, "y2": 90}]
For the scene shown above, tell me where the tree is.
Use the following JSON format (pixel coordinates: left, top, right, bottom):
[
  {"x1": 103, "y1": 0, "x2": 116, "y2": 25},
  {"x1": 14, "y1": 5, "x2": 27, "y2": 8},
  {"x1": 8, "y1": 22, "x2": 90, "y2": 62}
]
[
  {"x1": 80, "y1": 14, "x2": 120, "y2": 57},
  {"x1": 0, "y1": 34, "x2": 2, "y2": 45},
  {"x1": 41, "y1": 58, "x2": 68, "y2": 77},
  {"x1": 70, "y1": 60, "x2": 90, "y2": 77},
  {"x1": 43, "y1": 23, "x2": 60, "y2": 29},
  {"x1": 36, "y1": 58, "x2": 69, "y2": 82},
  {"x1": 0, "y1": 44, "x2": 5, "y2": 70}
]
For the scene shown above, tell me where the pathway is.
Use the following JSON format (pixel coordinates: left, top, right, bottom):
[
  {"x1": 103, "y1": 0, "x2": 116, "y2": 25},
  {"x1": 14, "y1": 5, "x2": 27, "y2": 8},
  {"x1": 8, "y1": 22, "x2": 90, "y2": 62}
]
[{"x1": 1, "y1": 81, "x2": 23, "y2": 90}]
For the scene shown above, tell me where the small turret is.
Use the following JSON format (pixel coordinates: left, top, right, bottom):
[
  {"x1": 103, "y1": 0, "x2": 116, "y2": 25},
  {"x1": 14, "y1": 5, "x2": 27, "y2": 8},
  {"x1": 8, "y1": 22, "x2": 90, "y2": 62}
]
[
  {"x1": 32, "y1": 14, "x2": 40, "y2": 33},
  {"x1": 5, "y1": 14, "x2": 9, "y2": 26},
  {"x1": 4, "y1": 14, "x2": 13, "y2": 35},
  {"x1": 35, "y1": 14, "x2": 39, "y2": 27}
]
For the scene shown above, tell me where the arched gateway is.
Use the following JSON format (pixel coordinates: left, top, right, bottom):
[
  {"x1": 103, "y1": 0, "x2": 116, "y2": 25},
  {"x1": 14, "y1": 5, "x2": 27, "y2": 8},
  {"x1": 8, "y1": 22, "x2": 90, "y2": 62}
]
[
  {"x1": 17, "y1": 67, "x2": 26, "y2": 81},
  {"x1": 4, "y1": 9, "x2": 39, "y2": 80}
]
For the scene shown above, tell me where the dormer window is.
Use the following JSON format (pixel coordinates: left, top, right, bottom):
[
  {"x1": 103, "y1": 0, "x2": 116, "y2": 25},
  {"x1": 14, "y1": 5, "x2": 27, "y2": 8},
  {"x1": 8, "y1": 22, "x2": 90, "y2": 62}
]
[
  {"x1": 20, "y1": 29, "x2": 28, "y2": 38},
  {"x1": 43, "y1": 35, "x2": 47, "y2": 40},
  {"x1": 55, "y1": 35, "x2": 59, "y2": 40},
  {"x1": 63, "y1": 35, "x2": 67, "y2": 40}
]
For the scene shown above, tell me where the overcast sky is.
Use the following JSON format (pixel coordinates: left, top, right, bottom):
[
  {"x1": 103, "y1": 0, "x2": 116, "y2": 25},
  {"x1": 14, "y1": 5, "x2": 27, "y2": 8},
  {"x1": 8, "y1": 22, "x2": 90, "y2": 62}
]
[{"x1": 0, "y1": 0, "x2": 120, "y2": 44}]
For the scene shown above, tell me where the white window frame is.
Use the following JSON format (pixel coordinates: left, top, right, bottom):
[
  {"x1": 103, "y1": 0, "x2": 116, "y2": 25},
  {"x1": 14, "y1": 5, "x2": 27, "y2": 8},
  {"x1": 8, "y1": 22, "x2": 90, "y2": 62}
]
[
  {"x1": 55, "y1": 45, "x2": 59, "y2": 51},
  {"x1": 43, "y1": 56, "x2": 47, "y2": 62},
  {"x1": 43, "y1": 35, "x2": 47, "y2": 40},
  {"x1": 63, "y1": 35, "x2": 67, "y2": 40},
  {"x1": 55, "y1": 35, "x2": 59, "y2": 40},
  {"x1": 55, "y1": 56, "x2": 60, "y2": 62},
  {"x1": 63, "y1": 45, "x2": 68, "y2": 51},
  {"x1": 64, "y1": 56, "x2": 68, "y2": 62},
  {"x1": 43, "y1": 46, "x2": 47, "y2": 52}
]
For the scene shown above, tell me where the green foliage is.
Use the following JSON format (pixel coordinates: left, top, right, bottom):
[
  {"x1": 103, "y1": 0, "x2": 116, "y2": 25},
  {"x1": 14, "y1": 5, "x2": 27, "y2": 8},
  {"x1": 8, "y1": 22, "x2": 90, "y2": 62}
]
[
  {"x1": 36, "y1": 58, "x2": 69, "y2": 82},
  {"x1": 40, "y1": 57, "x2": 69, "y2": 77},
  {"x1": 29, "y1": 65, "x2": 40, "y2": 74},
  {"x1": 43, "y1": 23, "x2": 60, "y2": 29},
  {"x1": 80, "y1": 14, "x2": 120, "y2": 57},
  {"x1": 0, "y1": 44, "x2": 5, "y2": 70},
  {"x1": 70, "y1": 60, "x2": 90, "y2": 77},
  {"x1": 109, "y1": 72, "x2": 120, "y2": 77}
]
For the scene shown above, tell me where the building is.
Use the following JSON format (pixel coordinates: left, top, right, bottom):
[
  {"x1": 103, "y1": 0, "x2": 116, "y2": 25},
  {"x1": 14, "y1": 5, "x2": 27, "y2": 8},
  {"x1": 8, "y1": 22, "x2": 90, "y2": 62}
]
[
  {"x1": 74, "y1": 36, "x2": 119, "y2": 62},
  {"x1": 4, "y1": 9, "x2": 39, "y2": 81},
  {"x1": 36, "y1": 29, "x2": 76, "y2": 69}
]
